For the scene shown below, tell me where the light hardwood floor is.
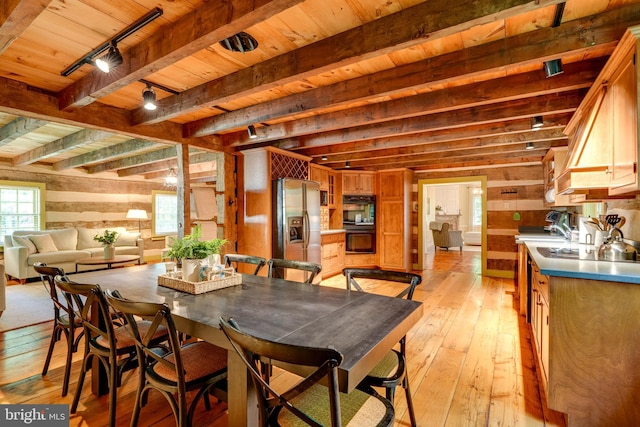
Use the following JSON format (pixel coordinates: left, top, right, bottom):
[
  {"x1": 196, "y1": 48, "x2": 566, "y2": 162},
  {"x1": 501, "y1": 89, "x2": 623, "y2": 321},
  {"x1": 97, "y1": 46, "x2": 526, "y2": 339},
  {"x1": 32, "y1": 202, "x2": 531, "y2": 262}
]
[{"x1": 0, "y1": 251, "x2": 566, "y2": 426}]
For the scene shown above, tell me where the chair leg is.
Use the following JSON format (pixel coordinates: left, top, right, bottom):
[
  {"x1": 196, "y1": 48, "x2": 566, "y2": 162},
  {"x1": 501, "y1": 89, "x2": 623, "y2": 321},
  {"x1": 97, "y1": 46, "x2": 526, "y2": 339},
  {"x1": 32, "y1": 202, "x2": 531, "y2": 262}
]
[
  {"x1": 71, "y1": 354, "x2": 90, "y2": 414},
  {"x1": 109, "y1": 361, "x2": 118, "y2": 427},
  {"x1": 42, "y1": 326, "x2": 59, "y2": 376},
  {"x1": 62, "y1": 330, "x2": 74, "y2": 396},
  {"x1": 403, "y1": 376, "x2": 417, "y2": 427}
]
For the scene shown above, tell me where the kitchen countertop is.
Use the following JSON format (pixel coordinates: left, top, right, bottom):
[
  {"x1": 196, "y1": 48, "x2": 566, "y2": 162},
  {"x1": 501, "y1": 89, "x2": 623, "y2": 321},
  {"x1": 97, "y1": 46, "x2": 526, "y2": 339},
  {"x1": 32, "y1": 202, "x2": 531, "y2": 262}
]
[{"x1": 521, "y1": 238, "x2": 640, "y2": 284}]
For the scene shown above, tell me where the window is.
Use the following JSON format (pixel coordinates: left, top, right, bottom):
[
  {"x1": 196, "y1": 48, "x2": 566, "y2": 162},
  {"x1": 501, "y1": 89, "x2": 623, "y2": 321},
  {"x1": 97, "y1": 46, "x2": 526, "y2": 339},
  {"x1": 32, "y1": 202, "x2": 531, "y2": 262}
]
[
  {"x1": 0, "y1": 181, "x2": 45, "y2": 239},
  {"x1": 153, "y1": 190, "x2": 177, "y2": 236},
  {"x1": 472, "y1": 189, "x2": 483, "y2": 228}
]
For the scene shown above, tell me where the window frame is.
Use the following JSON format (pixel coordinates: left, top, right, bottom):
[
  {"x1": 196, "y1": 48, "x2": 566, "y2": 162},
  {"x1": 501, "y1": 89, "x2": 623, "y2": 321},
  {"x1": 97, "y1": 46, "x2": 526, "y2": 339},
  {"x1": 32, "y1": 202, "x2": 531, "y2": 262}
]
[
  {"x1": 0, "y1": 181, "x2": 46, "y2": 245},
  {"x1": 152, "y1": 189, "x2": 178, "y2": 237}
]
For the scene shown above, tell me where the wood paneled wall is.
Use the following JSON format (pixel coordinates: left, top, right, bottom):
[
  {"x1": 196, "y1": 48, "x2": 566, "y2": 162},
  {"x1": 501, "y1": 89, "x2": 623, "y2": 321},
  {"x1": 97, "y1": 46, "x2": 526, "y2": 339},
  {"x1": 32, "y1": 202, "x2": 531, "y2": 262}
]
[{"x1": 413, "y1": 164, "x2": 549, "y2": 277}]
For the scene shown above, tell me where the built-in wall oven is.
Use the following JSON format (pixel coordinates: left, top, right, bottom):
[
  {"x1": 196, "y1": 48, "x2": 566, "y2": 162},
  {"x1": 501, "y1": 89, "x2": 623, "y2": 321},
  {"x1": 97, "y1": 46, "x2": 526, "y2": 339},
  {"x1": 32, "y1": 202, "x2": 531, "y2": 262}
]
[{"x1": 343, "y1": 195, "x2": 376, "y2": 254}]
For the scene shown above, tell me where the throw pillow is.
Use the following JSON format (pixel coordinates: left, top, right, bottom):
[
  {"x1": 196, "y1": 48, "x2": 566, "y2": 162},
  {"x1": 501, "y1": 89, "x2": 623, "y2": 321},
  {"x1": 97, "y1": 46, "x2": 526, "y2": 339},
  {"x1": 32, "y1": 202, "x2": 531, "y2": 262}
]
[
  {"x1": 12, "y1": 235, "x2": 37, "y2": 255},
  {"x1": 29, "y1": 234, "x2": 58, "y2": 253},
  {"x1": 115, "y1": 231, "x2": 140, "y2": 247}
]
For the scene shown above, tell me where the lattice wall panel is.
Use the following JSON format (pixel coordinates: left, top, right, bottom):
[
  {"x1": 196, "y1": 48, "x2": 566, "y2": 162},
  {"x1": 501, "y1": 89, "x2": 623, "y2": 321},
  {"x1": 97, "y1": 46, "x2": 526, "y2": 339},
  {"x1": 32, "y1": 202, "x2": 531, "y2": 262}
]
[{"x1": 270, "y1": 152, "x2": 308, "y2": 180}]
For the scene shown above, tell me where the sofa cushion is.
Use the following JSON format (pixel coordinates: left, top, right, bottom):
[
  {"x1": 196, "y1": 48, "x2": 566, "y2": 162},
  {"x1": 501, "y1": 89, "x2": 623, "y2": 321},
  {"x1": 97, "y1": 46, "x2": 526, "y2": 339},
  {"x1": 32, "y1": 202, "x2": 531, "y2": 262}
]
[
  {"x1": 77, "y1": 227, "x2": 127, "y2": 249},
  {"x1": 29, "y1": 234, "x2": 58, "y2": 253},
  {"x1": 12, "y1": 235, "x2": 37, "y2": 255},
  {"x1": 115, "y1": 231, "x2": 140, "y2": 247},
  {"x1": 48, "y1": 228, "x2": 78, "y2": 251},
  {"x1": 28, "y1": 250, "x2": 91, "y2": 265}
]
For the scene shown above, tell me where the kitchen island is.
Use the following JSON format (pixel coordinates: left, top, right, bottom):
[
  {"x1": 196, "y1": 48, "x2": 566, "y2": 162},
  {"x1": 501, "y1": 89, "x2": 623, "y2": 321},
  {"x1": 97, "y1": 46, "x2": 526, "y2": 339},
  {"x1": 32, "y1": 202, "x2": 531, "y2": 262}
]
[{"x1": 517, "y1": 237, "x2": 640, "y2": 427}]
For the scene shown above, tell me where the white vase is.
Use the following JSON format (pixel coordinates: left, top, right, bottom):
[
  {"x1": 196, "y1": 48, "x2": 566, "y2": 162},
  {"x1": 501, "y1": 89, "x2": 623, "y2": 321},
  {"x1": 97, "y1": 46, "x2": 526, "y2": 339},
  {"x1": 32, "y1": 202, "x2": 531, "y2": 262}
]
[
  {"x1": 182, "y1": 258, "x2": 205, "y2": 282},
  {"x1": 103, "y1": 245, "x2": 115, "y2": 259}
]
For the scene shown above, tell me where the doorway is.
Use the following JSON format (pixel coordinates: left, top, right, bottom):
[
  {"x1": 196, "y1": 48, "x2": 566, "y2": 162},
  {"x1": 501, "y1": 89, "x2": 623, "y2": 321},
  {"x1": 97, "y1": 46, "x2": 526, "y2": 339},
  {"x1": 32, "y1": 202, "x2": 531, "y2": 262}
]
[{"x1": 417, "y1": 176, "x2": 487, "y2": 276}]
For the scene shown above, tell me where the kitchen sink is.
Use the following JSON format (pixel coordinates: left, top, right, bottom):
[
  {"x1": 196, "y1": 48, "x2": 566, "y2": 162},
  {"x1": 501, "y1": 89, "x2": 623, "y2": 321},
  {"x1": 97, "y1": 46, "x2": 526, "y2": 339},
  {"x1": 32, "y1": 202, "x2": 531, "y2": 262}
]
[{"x1": 537, "y1": 246, "x2": 639, "y2": 263}]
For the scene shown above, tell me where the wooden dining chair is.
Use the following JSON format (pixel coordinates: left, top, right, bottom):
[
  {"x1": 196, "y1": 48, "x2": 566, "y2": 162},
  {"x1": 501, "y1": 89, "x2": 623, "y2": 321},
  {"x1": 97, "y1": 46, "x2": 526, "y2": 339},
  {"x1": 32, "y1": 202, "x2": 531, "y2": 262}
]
[
  {"x1": 267, "y1": 258, "x2": 322, "y2": 284},
  {"x1": 54, "y1": 278, "x2": 169, "y2": 427},
  {"x1": 220, "y1": 316, "x2": 395, "y2": 427},
  {"x1": 342, "y1": 268, "x2": 422, "y2": 427},
  {"x1": 224, "y1": 253, "x2": 267, "y2": 275},
  {"x1": 105, "y1": 290, "x2": 228, "y2": 427},
  {"x1": 33, "y1": 262, "x2": 83, "y2": 397}
]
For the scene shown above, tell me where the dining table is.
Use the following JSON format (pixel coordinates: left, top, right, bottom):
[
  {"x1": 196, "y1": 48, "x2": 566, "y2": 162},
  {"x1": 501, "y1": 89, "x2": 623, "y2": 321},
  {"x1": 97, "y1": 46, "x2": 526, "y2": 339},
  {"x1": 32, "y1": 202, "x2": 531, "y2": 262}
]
[{"x1": 71, "y1": 263, "x2": 424, "y2": 426}]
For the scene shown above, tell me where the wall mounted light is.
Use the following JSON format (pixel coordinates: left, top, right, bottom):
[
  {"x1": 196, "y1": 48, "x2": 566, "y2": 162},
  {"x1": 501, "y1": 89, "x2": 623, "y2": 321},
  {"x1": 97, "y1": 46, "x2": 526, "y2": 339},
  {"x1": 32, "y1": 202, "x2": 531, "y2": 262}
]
[
  {"x1": 531, "y1": 116, "x2": 544, "y2": 129},
  {"x1": 526, "y1": 142, "x2": 534, "y2": 150},
  {"x1": 247, "y1": 125, "x2": 257, "y2": 139},
  {"x1": 142, "y1": 84, "x2": 157, "y2": 110},
  {"x1": 95, "y1": 42, "x2": 123, "y2": 73},
  {"x1": 543, "y1": 59, "x2": 563, "y2": 78}
]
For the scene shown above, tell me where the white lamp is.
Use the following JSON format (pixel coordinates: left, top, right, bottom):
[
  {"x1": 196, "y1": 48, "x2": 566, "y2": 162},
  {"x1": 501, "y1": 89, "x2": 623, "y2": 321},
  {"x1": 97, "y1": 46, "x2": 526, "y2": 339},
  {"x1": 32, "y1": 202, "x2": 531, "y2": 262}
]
[{"x1": 126, "y1": 209, "x2": 148, "y2": 234}]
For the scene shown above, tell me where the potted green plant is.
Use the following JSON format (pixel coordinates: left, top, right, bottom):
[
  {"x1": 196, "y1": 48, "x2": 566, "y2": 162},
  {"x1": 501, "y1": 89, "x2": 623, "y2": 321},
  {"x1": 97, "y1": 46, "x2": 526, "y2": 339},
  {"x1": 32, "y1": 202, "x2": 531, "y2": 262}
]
[
  {"x1": 166, "y1": 225, "x2": 228, "y2": 281},
  {"x1": 94, "y1": 229, "x2": 119, "y2": 259}
]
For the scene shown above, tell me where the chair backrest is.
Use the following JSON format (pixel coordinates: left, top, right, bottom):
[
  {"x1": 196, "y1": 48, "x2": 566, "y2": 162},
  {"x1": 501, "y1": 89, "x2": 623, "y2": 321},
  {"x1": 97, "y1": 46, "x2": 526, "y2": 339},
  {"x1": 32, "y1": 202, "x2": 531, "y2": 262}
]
[
  {"x1": 104, "y1": 290, "x2": 186, "y2": 393},
  {"x1": 219, "y1": 316, "x2": 344, "y2": 426},
  {"x1": 34, "y1": 262, "x2": 72, "y2": 322},
  {"x1": 342, "y1": 268, "x2": 422, "y2": 301},
  {"x1": 224, "y1": 253, "x2": 267, "y2": 275},
  {"x1": 54, "y1": 278, "x2": 118, "y2": 357},
  {"x1": 267, "y1": 258, "x2": 322, "y2": 284}
]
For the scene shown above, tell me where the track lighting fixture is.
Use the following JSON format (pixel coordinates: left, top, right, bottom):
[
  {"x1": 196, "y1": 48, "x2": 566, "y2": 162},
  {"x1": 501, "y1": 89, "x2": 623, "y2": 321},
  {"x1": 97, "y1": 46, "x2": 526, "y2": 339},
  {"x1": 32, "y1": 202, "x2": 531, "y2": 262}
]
[
  {"x1": 321, "y1": 155, "x2": 328, "y2": 161},
  {"x1": 526, "y1": 142, "x2": 534, "y2": 150},
  {"x1": 543, "y1": 59, "x2": 563, "y2": 78},
  {"x1": 142, "y1": 84, "x2": 157, "y2": 110},
  {"x1": 95, "y1": 42, "x2": 123, "y2": 73},
  {"x1": 532, "y1": 116, "x2": 544, "y2": 129},
  {"x1": 345, "y1": 161, "x2": 351, "y2": 168},
  {"x1": 220, "y1": 32, "x2": 259, "y2": 53},
  {"x1": 247, "y1": 125, "x2": 257, "y2": 139}
]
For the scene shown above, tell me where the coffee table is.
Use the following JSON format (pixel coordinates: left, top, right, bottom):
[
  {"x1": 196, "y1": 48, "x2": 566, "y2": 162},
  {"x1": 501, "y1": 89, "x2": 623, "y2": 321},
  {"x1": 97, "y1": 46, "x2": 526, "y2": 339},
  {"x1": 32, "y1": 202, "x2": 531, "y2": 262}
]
[{"x1": 75, "y1": 255, "x2": 140, "y2": 273}]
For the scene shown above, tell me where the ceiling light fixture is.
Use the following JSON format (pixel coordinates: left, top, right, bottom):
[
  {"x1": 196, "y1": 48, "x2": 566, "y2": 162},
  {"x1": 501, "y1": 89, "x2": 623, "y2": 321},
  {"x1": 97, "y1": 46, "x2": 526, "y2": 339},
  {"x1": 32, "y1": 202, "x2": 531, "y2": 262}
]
[
  {"x1": 95, "y1": 42, "x2": 123, "y2": 73},
  {"x1": 532, "y1": 116, "x2": 544, "y2": 129},
  {"x1": 543, "y1": 59, "x2": 564, "y2": 78},
  {"x1": 142, "y1": 84, "x2": 157, "y2": 110},
  {"x1": 552, "y1": 2, "x2": 566, "y2": 27},
  {"x1": 220, "y1": 32, "x2": 259, "y2": 53},
  {"x1": 164, "y1": 168, "x2": 178, "y2": 188},
  {"x1": 321, "y1": 155, "x2": 328, "y2": 161},
  {"x1": 526, "y1": 142, "x2": 534, "y2": 150},
  {"x1": 247, "y1": 125, "x2": 257, "y2": 139},
  {"x1": 345, "y1": 161, "x2": 351, "y2": 168},
  {"x1": 61, "y1": 8, "x2": 163, "y2": 76}
]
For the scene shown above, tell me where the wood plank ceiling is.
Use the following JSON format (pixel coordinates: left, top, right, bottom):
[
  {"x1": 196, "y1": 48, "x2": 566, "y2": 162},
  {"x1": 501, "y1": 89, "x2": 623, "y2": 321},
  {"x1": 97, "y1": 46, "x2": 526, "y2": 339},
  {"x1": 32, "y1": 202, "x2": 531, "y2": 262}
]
[{"x1": 0, "y1": 0, "x2": 639, "y2": 182}]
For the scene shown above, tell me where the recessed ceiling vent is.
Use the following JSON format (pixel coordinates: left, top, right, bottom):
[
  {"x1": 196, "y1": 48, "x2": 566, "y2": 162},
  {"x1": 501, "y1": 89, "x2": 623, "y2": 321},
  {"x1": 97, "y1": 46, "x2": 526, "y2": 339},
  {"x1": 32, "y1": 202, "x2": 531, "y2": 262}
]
[{"x1": 220, "y1": 32, "x2": 258, "y2": 53}]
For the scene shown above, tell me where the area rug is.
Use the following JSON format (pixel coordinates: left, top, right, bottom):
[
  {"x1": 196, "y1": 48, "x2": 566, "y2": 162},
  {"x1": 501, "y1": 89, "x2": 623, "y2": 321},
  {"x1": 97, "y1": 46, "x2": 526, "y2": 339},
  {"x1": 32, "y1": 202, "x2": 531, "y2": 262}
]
[{"x1": 0, "y1": 281, "x2": 53, "y2": 332}]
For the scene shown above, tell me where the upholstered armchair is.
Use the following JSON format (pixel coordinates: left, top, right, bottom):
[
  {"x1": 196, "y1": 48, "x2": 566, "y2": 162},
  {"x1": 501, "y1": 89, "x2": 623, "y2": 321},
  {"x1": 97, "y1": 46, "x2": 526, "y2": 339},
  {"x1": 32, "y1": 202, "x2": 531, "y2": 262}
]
[{"x1": 430, "y1": 221, "x2": 463, "y2": 251}]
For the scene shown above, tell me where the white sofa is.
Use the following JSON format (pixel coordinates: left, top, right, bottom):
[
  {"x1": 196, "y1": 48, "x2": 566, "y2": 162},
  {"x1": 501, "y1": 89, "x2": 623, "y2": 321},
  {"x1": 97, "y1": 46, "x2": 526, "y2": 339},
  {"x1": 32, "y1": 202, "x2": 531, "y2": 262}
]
[{"x1": 3, "y1": 227, "x2": 143, "y2": 282}]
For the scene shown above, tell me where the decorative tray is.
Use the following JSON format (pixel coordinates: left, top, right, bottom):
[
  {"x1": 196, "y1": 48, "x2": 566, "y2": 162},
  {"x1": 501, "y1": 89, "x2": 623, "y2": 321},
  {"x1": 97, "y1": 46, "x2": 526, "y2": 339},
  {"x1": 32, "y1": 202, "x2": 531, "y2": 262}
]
[{"x1": 157, "y1": 268, "x2": 242, "y2": 294}]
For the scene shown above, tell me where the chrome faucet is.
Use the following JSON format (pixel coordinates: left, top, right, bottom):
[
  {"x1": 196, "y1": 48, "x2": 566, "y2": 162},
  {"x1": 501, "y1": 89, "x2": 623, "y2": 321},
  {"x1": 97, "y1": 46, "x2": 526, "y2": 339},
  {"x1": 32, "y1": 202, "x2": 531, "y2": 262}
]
[{"x1": 549, "y1": 224, "x2": 572, "y2": 239}]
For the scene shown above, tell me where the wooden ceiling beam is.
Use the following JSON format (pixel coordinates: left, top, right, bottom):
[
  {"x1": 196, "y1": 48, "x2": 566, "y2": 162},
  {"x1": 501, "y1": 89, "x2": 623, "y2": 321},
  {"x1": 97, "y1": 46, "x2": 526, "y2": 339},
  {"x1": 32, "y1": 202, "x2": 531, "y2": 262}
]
[
  {"x1": 57, "y1": 0, "x2": 306, "y2": 110},
  {"x1": 318, "y1": 129, "x2": 567, "y2": 164},
  {"x1": 53, "y1": 139, "x2": 160, "y2": 170},
  {"x1": 185, "y1": 5, "x2": 640, "y2": 137},
  {"x1": 0, "y1": 116, "x2": 47, "y2": 147},
  {"x1": 411, "y1": 153, "x2": 547, "y2": 171},
  {"x1": 225, "y1": 62, "x2": 596, "y2": 147},
  {"x1": 12, "y1": 129, "x2": 112, "y2": 166},
  {"x1": 133, "y1": 0, "x2": 563, "y2": 125},
  {"x1": 295, "y1": 115, "x2": 570, "y2": 158},
  {"x1": 117, "y1": 151, "x2": 218, "y2": 177},
  {"x1": 0, "y1": 0, "x2": 51, "y2": 54},
  {"x1": 87, "y1": 147, "x2": 177, "y2": 174},
  {"x1": 0, "y1": 76, "x2": 223, "y2": 151}
]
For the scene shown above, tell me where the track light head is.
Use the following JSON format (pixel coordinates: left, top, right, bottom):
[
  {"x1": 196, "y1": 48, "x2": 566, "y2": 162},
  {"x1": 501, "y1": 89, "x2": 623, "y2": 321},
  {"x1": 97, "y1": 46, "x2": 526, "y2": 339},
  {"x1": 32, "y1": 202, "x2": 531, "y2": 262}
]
[
  {"x1": 345, "y1": 161, "x2": 351, "y2": 168},
  {"x1": 526, "y1": 142, "x2": 534, "y2": 150},
  {"x1": 247, "y1": 125, "x2": 257, "y2": 139},
  {"x1": 321, "y1": 155, "x2": 328, "y2": 161},
  {"x1": 142, "y1": 84, "x2": 157, "y2": 110},
  {"x1": 531, "y1": 116, "x2": 544, "y2": 129},
  {"x1": 95, "y1": 42, "x2": 123, "y2": 73},
  {"x1": 543, "y1": 59, "x2": 563, "y2": 78}
]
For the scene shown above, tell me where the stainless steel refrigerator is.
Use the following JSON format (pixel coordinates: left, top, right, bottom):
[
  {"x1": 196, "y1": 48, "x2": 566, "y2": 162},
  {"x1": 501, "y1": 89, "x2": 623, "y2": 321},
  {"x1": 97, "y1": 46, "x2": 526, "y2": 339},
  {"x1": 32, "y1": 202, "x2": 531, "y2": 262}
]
[{"x1": 272, "y1": 178, "x2": 321, "y2": 283}]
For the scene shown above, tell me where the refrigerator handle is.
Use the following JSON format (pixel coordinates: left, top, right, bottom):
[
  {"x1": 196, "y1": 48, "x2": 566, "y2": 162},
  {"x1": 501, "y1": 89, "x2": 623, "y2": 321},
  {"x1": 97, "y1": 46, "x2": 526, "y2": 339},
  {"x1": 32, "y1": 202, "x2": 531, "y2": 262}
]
[{"x1": 303, "y1": 210, "x2": 310, "y2": 249}]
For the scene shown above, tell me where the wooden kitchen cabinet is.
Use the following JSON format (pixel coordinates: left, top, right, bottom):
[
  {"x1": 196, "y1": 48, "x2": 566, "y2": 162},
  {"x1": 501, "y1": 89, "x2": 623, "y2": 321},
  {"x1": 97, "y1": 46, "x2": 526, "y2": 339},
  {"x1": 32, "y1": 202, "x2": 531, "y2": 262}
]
[
  {"x1": 321, "y1": 232, "x2": 345, "y2": 278},
  {"x1": 530, "y1": 262, "x2": 550, "y2": 391},
  {"x1": 543, "y1": 148, "x2": 579, "y2": 207},
  {"x1": 378, "y1": 169, "x2": 413, "y2": 271},
  {"x1": 342, "y1": 171, "x2": 376, "y2": 195},
  {"x1": 311, "y1": 164, "x2": 337, "y2": 208}
]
